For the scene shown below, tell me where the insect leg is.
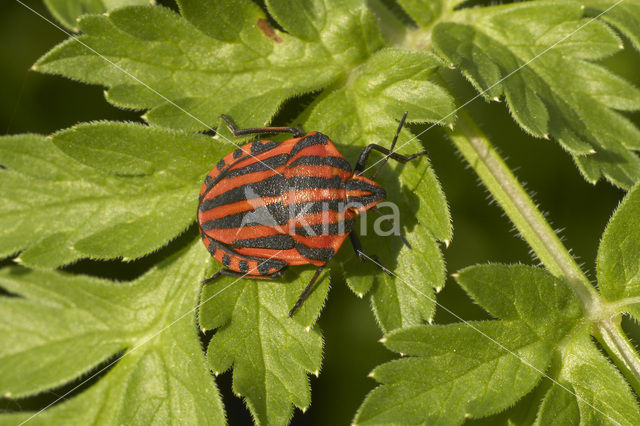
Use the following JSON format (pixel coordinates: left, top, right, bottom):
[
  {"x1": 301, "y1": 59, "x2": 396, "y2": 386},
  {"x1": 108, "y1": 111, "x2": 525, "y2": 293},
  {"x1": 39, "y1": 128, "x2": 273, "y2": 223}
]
[
  {"x1": 349, "y1": 233, "x2": 393, "y2": 276},
  {"x1": 354, "y1": 144, "x2": 428, "y2": 174},
  {"x1": 289, "y1": 266, "x2": 324, "y2": 317},
  {"x1": 352, "y1": 111, "x2": 428, "y2": 173},
  {"x1": 349, "y1": 231, "x2": 367, "y2": 262},
  {"x1": 221, "y1": 114, "x2": 304, "y2": 138}
]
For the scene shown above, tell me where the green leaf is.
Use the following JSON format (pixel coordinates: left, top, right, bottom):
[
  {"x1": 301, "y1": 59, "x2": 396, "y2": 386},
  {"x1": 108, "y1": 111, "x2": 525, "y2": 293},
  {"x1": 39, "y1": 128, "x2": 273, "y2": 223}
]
[
  {"x1": 355, "y1": 321, "x2": 551, "y2": 425},
  {"x1": 466, "y1": 383, "x2": 546, "y2": 426},
  {"x1": 264, "y1": 0, "x2": 325, "y2": 41},
  {"x1": 43, "y1": 0, "x2": 148, "y2": 31},
  {"x1": 462, "y1": 265, "x2": 640, "y2": 425},
  {"x1": 0, "y1": 239, "x2": 225, "y2": 425},
  {"x1": 34, "y1": 1, "x2": 383, "y2": 131},
  {"x1": 198, "y1": 267, "x2": 329, "y2": 425},
  {"x1": 304, "y1": 48, "x2": 454, "y2": 332},
  {"x1": 534, "y1": 382, "x2": 580, "y2": 426},
  {"x1": 367, "y1": 235, "x2": 444, "y2": 332},
  {"x1": 455, "y1": 264, "x2": 582, "y2": 340},
  {"x1": 575, "y1": 0, "x2": 640, "y2": 52},
  {"x1": 356, "y1": 264, "x2": 585, "y2": 425},
  {"x1": 433, "y1": 2, "x2": 640, "y2": 188},
  {"x1": 0, "y1": 269, "x2": 131, "y2": 398},
  {"x1": 597, "y1": 182, "x2": 640, "y2": 317},
  {"x1": 536, "y1": 332, "x2": 640, "y2": 426},
  {"x1": 177, "y1": 0, "x2": 266, "y2": 42},
  {"x1": 0, "y1": 123, "x2": 224, "y2": 268},
  {"x1": 396, "y1": 0, "x2": 463, "y2": 27}
]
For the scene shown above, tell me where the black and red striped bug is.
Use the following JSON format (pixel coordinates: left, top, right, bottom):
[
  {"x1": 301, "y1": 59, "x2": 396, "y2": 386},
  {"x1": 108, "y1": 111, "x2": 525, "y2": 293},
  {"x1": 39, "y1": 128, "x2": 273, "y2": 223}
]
[{"x1": 198, "y1": 112, "x2": 426, "y2": 316}]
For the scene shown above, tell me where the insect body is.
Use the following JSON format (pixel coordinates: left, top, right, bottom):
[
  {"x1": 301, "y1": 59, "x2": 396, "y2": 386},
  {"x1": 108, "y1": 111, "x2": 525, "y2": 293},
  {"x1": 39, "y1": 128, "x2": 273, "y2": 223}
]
[{"x1": 198, "y1": 113, "x2": 425, "y2": 316}]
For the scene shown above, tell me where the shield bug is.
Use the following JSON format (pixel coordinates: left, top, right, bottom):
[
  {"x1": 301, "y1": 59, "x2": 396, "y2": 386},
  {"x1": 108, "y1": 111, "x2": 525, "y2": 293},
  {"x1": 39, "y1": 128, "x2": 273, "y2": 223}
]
[{"x1": 198, "y1": 112, "x2": 426, "y2": 316}]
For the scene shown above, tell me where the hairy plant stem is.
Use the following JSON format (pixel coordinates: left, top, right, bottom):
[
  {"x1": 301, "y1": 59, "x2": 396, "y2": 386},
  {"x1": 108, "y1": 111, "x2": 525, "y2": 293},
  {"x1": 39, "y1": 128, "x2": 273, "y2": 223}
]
[
  {"x1": 447, "y1": 108, "x2": 597, "y2": 307},
  {"x1": 596, "y1": 317, "x2": 640, "y2": 396},
  {"x1": 446, "y1": 104, "x2": 640, "y2": 395}
]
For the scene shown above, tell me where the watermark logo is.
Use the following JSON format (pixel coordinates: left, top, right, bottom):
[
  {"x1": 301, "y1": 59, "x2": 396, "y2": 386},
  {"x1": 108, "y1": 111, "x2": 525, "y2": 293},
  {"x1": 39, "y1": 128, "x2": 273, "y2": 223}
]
[
  {"x1": 237, "y1": 186, "x2": 284, "y2": 233},
  {"x1": 236, "y1": 185, "x2": 401, "y2": 237}
]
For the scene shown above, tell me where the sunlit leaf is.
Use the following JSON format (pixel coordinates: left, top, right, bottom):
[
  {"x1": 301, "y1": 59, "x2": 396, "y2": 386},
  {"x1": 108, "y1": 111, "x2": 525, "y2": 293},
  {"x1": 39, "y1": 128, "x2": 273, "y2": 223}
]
[
  {"x1": 198, "y1": 268, "x2": 329, "y2": 425},
  {"x1": 42, "y1": 0, "x2": 148, "y2": 31},
  {"x1": 0, "y1": 124, "x2": 223, "y2": 267},
  {"x1": 0, "y1": 240, "x2": 225, "y2": 425},
  {"x1": 433, "y1": 2, "x2": 640, "y2": 187},
  {"x1": 356, "y1": 264, "x2": 586, "y2": 425},
  {"x1": 597, "y1": 182, "x2": 640, "y2": 318}
]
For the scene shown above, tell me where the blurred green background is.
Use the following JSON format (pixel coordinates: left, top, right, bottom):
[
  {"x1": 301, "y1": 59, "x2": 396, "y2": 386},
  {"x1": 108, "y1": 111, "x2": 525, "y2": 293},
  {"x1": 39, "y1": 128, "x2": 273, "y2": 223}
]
[{"x1": 1, "y1": 1, "x2": 639, "y2": 424}]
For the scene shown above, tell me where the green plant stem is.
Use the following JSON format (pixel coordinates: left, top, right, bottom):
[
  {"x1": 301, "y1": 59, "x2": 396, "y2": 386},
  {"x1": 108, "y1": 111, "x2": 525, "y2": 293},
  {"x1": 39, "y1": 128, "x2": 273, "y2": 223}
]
[
  {"x1": 446, "y1": 104, "x2": 640, "y2": 394},
  {"x1": 596, "y1": 317, "x2": 640, "y2": 395},
  {"x1": 447, "y1": 108, "x2": 598, "y2": 309}
]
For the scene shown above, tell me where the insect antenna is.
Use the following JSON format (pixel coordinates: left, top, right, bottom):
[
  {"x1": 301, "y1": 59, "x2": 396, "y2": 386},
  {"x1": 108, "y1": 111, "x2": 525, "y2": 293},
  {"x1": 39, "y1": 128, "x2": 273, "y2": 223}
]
[
  {"x1": 371, "y1": 111, "x2": 408, "y2": 179},
  {"x1": 371, "y1": 206, "x2": 412, "y2": 249}
]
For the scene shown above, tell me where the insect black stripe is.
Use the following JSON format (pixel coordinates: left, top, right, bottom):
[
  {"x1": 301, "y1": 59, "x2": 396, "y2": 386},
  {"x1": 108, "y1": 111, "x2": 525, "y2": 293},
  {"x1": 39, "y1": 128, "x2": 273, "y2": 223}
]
[
  {"x1": 295, "y1": 243, "x2": 334, "y2": 263},
  {"x1": 204, "y1": 237, "x2": 287, "y2": 263},
  {"x1": 233, "y1": 235, "x2": 294, "y2": 250},
  {"x1": 294, "y1": 219, "x2": 355, "y2": 237},
  {"x1": 290, "y1": 199, "x2": 348, "y2": 216},
  {"x1": 200, "y1": 175, "x2": 286, "y2": 211},
  {"x1": 201, "y1": 201, "x2": 289, "y2": 230},
  {"x1": 287, "y1": 175, "x2": 346, "y2": 191},
  {"x1": 225, "y1": 154, "x2": 289, "y2": 178},
  {"x1": 289, "y1": 133, "x2": 328, "y2": 157},
  {"x1": 202, "y1": 232, "x2": 217, "y2": 255},
  {"x1": 201, "y1": 176, "x2": 346, "y2": 212},
  {"x1": 347, "y1": 195, "x2": 384, "y2": 208},
  {"x1": 257, "y1": 259, "x2": 287, "y2": 275},
  {"x1": 201, "y1": 152, "x2": 282, "y2": 203},
  {"x1": 251, "y1": 140, "x2": 278, "y2": 154},
  {"x1": 287, "y1": 155, "x2": 351, "y2": 172}
]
